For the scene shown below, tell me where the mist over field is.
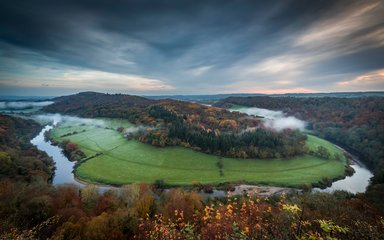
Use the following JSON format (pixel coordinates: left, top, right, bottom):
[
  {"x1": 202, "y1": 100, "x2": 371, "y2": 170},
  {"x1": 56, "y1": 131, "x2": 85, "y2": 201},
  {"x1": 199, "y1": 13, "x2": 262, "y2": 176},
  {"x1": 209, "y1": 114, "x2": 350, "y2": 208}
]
[
  {"x1": 0, "y1": 101, "x2": 53, "y2": 110},
  {"x1": 236, "y1": 107, "x2": 307, "y2": 131},
  {"x1": 122, "y1": 126, "x2": 155, "y2": 136},
  {"x1": 264, "y1": 116, "x2": 307, "y2": 131},
  {"x1": 35, "y1": 114, "x2": 106, "y2": 126}
]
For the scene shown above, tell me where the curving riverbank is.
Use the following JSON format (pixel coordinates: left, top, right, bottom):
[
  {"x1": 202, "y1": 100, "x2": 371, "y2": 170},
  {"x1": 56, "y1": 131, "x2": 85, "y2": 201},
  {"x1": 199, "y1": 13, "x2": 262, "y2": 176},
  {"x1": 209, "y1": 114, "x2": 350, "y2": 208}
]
[
  {"x1": 31, "y1": 124, "x2": 82, "y2": 186},
  {"x1": 31, "y1": 123, "x2": 373, "y2": 195},
  {"x1": 313, "y1": 157, "x2": 373, "y2": 194}
]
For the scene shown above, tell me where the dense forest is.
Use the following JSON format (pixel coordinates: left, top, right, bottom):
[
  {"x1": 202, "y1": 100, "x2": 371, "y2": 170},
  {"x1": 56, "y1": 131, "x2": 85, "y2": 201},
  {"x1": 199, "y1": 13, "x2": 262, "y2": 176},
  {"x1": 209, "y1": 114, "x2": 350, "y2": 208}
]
[
  {"x1": 215, "y1": 96, "x2": 384, "y2": 186},
  {"x1": 43, "y1": 91, "x2": 155, "y2": 118},
  {"x1": 43, "y1": 92, "x2": 307, "y2": 159},
  {"x1": 0, "y1": 114, "x2": 53, "y2": 182}
]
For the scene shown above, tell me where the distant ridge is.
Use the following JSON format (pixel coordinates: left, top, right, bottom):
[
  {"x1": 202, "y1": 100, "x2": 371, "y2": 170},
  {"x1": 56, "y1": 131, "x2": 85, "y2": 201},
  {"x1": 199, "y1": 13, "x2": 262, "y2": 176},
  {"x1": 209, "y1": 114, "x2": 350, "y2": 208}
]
[
  {"x1": 148, "y1": 91, "x2": 384, "y2": 103},
  {"x1": 5, "y1": 91, "x2": 382, "y2": 103},
  {"x1": 51, "y1": 91, "x2": 154, "y2": 105},
  {"x1": 147, "y1": 93, "x2": 266, "y2": 102},
  {"x1": 268, "y1": 91, "x2": 384, "y2": 98},
  {"x1": 43, "y1": 91, "x2": 155, "y2": 117}
]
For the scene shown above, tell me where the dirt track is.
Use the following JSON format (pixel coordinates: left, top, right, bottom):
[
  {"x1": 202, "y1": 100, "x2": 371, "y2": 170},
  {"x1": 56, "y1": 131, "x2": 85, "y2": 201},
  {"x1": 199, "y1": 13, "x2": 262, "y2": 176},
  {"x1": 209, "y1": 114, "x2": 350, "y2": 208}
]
[{"x1": 229, "y1": 185, "x2": 301, "y2": 197}]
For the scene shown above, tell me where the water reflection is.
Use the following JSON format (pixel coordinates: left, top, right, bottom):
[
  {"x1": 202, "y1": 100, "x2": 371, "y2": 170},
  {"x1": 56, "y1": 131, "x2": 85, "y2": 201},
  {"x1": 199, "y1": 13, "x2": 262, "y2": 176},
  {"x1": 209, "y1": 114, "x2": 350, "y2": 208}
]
[
  {"x1": 31, "y1": 124, "x2": 81, "y2": 186},
  {"x1": 31, "y1": 124, "x2": 119, "y2": 193},
  {"x1": 314, "y1": 160, "x2": 373, "y2": 194}
]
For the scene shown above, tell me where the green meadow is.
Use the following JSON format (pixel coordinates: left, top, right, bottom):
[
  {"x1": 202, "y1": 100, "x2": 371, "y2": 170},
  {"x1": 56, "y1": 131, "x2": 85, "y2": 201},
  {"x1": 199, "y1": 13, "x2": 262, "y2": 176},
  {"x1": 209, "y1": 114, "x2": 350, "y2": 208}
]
[{"x1": 50, "y1": 118, "x2": 347, "y2": 186}]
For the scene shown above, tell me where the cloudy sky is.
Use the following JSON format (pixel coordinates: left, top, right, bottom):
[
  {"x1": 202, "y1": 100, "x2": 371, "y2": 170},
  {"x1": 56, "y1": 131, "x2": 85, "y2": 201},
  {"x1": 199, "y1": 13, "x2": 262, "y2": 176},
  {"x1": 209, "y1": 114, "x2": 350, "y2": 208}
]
[{"x1": 0, "y1": 0, "x2": 383, "y2": 96}]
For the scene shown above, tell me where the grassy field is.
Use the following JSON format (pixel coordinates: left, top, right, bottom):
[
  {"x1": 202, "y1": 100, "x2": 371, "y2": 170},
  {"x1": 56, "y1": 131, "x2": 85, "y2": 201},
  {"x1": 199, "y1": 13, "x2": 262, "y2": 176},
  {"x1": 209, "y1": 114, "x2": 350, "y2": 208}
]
[{"x1": 50, "y1": 118, "x2": 347, "y2": 186}]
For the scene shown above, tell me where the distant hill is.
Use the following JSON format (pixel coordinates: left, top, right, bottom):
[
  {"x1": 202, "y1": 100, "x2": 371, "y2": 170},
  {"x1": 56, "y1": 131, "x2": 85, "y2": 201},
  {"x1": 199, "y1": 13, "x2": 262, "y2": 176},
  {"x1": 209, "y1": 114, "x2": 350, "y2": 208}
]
[
  {"x1": 268, "y1": 91, "x2": 384, "y2": 98},
  {"x1": 147, "y1": 91, "x2": 384, "y2": 104},
  {"x1": 44, "y1": 91, "x2": 155, "y2": 117},
  {"x1": 147, "y1": 93, "x2": 266, "y2": 104}
]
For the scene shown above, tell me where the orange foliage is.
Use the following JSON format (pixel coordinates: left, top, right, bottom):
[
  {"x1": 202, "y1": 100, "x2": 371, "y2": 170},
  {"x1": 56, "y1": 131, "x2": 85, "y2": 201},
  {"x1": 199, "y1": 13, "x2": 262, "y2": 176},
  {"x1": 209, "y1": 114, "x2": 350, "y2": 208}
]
[
  {"x1": 161, "y1": 189, "x2": 203, "y2": 222},
  {"x1": 65, "y1": 142, "x2": 78, "y2": 152},
  {"x1": 218, "y1": 119, "x2": 238, "y2": 129}
]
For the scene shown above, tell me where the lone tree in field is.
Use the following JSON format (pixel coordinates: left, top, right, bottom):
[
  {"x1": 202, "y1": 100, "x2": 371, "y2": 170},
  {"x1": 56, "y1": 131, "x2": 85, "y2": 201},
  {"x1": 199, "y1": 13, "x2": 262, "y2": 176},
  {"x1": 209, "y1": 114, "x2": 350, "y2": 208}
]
[{"x1": 316, "y1": 146, "x2": 331, "y2": 159}]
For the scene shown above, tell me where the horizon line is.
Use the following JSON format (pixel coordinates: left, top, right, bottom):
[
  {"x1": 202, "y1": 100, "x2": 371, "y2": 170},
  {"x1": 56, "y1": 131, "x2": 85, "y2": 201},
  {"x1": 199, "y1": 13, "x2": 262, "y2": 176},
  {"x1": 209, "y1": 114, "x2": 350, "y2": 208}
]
[{"x1": 1, "y1": 90, "x2": 384, "y2": 99}]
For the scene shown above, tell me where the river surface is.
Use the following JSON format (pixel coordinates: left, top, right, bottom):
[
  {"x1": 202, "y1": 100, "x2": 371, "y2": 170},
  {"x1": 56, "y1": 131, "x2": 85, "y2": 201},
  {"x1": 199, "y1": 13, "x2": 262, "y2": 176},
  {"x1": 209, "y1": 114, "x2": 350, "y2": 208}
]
[
  {"x1": 31, "y1": 123, "x2": 373, "y2": 194},
  {"x1": 31, "y1": 122, "x2": 119, "y2": 192},
  {"x1": 313, "y1": 159, "x2": 373, "y2": 194},
  {"x1": 31, "y1": 124, "x2": 81, "y2": 186}
]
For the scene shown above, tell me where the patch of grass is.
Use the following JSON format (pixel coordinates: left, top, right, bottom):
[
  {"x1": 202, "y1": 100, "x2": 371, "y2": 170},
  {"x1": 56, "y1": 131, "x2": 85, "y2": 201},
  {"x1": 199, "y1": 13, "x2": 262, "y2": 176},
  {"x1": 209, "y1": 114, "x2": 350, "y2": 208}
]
[
  {"x1": 50, "y1": 118, "x2": 346, "y2": 186},
  {"x1": 305, "y1": 134, "x2": 342, "y2": 157}
]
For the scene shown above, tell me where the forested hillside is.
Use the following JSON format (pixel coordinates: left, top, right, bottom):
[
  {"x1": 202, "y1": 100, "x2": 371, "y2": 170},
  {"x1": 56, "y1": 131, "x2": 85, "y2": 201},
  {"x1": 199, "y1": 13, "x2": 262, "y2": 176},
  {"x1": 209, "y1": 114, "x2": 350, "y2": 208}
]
[
  {"x1": 43, "y1": 92, "x2": 307, "y2": 159},
  {"x1": 43, "y1": 91, "x2": 155, "y2": 119},
  {"x1": 0, "y1": 114, "x2": 54, "y2": 234},
  {"x1": 0, "y1": 114, "x2": 53, "y2": 182}
]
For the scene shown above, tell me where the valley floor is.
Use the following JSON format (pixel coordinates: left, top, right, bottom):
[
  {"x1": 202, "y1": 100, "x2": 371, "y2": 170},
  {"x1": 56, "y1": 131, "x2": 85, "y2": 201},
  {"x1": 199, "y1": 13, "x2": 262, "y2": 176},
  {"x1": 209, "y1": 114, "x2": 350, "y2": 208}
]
[{"x1": 49, "y1": 117, "x2": 347, "y2": 187}]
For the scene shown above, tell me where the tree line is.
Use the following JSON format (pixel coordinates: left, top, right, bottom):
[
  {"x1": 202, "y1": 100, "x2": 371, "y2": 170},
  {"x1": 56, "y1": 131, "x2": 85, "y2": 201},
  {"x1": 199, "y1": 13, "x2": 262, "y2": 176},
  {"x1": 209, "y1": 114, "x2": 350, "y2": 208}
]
[{"x1": 136, "y1": 105, "x2": 307, "y2": 159}]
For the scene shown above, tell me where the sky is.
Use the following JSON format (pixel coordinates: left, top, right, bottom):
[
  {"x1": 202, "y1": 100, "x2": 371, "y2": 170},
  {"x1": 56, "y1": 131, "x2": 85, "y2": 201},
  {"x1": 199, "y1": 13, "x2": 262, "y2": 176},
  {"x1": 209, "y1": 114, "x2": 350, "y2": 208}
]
[{"x1": 0, "y1": 0, "x2": 383, "y2": 96}]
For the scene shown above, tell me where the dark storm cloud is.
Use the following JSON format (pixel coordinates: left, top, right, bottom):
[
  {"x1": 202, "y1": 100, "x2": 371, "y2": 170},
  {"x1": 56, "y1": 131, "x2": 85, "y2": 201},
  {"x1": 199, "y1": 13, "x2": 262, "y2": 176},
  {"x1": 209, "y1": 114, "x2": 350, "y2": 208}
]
[
  {"x1": 0, "y1": 0, "x2": 283, "y2": 70},
  {"x1": 0, "y1": 0, "x2": 383, "y2": 95}
]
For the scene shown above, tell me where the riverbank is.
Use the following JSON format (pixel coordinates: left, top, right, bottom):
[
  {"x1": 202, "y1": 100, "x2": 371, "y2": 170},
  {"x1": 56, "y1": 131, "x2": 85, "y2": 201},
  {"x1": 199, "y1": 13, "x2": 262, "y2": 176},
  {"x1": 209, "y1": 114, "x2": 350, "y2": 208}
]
[
  {"x1": 49, "y1": 117, "x2": 347, "y2": 187},
  {"x1": 75, "y1": 172, "x2": 301, "y2": 196},
  {"x1": 31, "y1": 120, "x2": 372, "y2": 196},
  {"x1": 71, "y1": 142, "x2": 372, "y2": 196},
  {"x1": 228, "y1": 184, "x2": 300, "y2": 197}
]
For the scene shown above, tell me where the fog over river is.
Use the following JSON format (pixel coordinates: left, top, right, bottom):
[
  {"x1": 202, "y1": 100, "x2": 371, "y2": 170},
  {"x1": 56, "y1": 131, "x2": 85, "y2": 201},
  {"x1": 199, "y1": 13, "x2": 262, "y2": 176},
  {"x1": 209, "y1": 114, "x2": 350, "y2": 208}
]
[
  {"x1": 0, "y1": 101, "x2": 53, "y2": 110},
  {"x1": 232, "y1": 106, "x2": 307, "y2": 131}
]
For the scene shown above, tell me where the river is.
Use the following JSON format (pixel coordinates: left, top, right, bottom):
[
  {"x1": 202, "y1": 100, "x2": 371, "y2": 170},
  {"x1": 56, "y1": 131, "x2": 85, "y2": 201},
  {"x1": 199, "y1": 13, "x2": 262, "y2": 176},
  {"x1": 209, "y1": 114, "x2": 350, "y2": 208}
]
[
  {"x1": 313, "y1": 159, "x2": 373, "y2": 194},
  {"x1": 31, "y1": 123, "x2": 373, "y2": 194},
  {"x1": 31, "y1": 124, "x2": 81, "y2": 186},
  {"x1": 30, "y1": 123, "x2": 116, "y2": 192}
]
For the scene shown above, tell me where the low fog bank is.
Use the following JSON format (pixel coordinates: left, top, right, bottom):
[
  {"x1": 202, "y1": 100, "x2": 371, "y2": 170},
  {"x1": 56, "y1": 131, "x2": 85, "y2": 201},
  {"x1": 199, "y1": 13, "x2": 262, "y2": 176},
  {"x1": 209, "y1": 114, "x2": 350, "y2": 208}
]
[
  {"x1": 0, "y1": 101, "x2": 53, "y2": 110},
  {"x1": 264, "y1": 116, "x2": 306, "y2": 131},
  {"x1": 235, "y1": 107, "x2": 307, "y2": 131},
  {"x1": 34, "y1": 113, "x2": 150, "y2": 138},
  {"x1": 122, "y1": 126, "x2": 155, "y2": 137},
  {"x1": 239, "y1": 107, "x2": 284, "y2": 119},
  {"x1": 34, "y1": 114, "x2": 106, "y2": 126}
]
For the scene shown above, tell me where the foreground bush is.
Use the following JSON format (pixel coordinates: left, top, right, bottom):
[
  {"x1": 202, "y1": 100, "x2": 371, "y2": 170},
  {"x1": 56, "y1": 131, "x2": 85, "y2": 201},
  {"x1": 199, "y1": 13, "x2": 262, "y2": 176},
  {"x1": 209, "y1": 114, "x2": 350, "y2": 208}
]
[
  {"x1": 137, "y1": 192, "x2": 384, "y2": 240},
  {"x1": 1, "y1": 183, "x2": 383, "y2": 240}
]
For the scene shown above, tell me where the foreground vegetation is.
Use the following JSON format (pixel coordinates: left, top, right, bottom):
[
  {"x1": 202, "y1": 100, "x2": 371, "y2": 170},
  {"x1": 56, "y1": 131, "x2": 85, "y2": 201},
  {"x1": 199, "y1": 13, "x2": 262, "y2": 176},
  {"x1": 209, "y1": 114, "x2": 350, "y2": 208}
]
[
  {"x1": 49, "y1": 118, "x2": 346, "y2": 187},
  {"x1": 1, "y1": 181, "x2": 383, "y2": 240}
]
